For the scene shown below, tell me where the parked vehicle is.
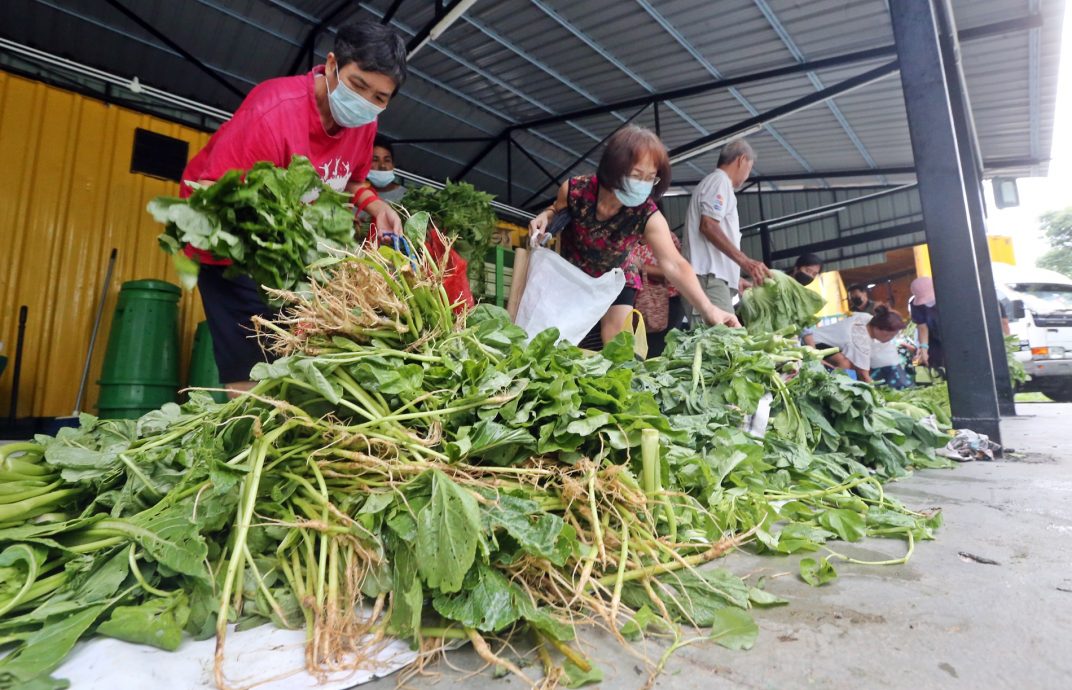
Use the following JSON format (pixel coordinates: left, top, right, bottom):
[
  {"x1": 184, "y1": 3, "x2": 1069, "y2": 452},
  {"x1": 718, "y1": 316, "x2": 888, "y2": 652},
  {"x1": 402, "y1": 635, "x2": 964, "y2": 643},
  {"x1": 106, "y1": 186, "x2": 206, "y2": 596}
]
[{"x1": 994, "y1": 262, "x2": 1072, "y2": 402}]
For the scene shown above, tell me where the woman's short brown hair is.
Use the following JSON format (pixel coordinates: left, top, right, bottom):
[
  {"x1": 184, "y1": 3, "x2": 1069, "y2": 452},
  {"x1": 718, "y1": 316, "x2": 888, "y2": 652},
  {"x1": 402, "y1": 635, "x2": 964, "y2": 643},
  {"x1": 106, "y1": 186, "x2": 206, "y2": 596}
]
[{"x1": 596, "y1": 125, "x2": 672, "y2": 200}]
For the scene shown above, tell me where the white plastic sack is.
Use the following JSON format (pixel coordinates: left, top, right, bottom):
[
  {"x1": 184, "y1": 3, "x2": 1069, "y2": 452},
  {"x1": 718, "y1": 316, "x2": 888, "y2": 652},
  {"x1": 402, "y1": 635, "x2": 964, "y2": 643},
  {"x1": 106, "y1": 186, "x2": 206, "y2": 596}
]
[
  {"x1": 44, "y1": 622, "x2": 418, "y2": 690},
  {"x1": 513, "y1": 247, "x2": 625, "y2": 345}
]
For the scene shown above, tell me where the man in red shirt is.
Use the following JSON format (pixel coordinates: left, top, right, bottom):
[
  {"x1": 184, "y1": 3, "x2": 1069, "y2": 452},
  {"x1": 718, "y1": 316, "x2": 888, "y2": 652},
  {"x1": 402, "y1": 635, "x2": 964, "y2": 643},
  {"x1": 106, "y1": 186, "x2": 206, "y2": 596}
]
[{"x1": 183, "y1": 21, "x2": 407, "y2": 394}]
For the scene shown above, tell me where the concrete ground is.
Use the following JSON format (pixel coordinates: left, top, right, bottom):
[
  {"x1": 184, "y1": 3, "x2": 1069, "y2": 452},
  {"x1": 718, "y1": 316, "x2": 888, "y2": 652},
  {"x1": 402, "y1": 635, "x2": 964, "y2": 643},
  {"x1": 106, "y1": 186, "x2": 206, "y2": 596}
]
[{"x1": 365, "y1": 403, "x2": 1072, "y2": 690}]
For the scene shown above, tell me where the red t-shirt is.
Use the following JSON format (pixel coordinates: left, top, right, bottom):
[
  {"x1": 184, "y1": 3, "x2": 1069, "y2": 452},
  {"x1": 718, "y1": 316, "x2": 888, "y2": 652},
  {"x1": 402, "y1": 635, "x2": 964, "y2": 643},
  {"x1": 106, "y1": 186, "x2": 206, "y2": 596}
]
[{"x1": 181, "y1": 65, "x2": 375, "y2": 264}]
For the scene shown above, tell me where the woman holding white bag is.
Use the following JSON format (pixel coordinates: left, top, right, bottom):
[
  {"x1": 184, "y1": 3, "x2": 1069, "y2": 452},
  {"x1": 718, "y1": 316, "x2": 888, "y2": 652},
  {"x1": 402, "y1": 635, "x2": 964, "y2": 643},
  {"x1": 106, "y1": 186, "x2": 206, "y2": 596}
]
[{"x1": 528, "y1": 125, "x2": 740, "y2": 347}]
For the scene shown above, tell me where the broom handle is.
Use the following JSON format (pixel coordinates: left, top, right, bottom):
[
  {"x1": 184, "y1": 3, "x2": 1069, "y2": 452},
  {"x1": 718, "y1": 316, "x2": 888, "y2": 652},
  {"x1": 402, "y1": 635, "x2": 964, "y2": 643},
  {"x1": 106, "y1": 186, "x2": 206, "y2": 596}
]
[{"x1": 73, "y1": 248, "x2": 117, "y2": 416}]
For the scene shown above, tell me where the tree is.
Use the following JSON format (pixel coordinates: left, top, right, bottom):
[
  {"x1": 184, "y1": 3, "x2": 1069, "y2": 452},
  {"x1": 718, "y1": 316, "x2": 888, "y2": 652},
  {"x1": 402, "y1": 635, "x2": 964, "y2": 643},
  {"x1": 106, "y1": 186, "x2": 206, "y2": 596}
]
[{"x1": 1037, "y1": 208, "x2": 1072, "y2": 277}]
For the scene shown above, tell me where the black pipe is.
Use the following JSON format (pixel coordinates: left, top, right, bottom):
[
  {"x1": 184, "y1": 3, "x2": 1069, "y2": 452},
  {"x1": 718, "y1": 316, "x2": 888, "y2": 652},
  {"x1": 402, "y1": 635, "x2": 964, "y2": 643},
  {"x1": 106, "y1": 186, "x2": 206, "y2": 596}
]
[{"x1": 8, "y1": 306, "x2": 27, "y2": 427}]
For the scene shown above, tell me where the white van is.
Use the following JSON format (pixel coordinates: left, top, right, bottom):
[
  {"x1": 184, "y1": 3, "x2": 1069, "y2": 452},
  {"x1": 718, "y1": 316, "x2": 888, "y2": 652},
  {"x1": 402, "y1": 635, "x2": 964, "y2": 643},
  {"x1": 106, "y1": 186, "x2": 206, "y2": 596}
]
[{"x1": 992, "y1": 262, "x2": 1072, "y2": 402}]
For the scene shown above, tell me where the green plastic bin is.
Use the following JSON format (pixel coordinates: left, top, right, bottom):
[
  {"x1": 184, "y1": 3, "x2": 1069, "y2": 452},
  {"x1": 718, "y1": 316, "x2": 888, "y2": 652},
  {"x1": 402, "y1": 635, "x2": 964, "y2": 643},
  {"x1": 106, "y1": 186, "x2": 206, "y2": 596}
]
[
  {"x1": 97, "y1": 279, "x2": 181, "y2": 419},
  {"x1": 188, "y1": 321, "x2": 228, "y2": 404}
]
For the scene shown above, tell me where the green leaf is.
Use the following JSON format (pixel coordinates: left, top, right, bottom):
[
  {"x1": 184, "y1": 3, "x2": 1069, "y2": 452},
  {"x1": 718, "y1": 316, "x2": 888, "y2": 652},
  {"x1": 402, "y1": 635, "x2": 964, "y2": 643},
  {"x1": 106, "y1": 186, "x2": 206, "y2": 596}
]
[
  {"x1": 107, "y1": 508, "x2": 210, "y2": 582},
  {"x1": 96, "y1": 594, "x2": 190, "y2": 651},
  {"x1": 403, "y1": 210, "x2": 431, "y2": 246},
  {"x1": 416, "y1": 471, "x2": 483, "y2": 593},
  {"x1": 619, "y1": 604, "x2": 668, "y2": 641},
  {"x1": 799, "y1": 557, "x2": 839, "y2": 586},
  {"x1": 706, "y1": 607, "x2": 759, "y2": 650},
  {"x1": 747, "y1": 587, "x2": 788, "y2": 607},
  {"x1": 817, "y1": 508, "x2": 867, "y2": 542},
  {"x1": 0, "y1": 603, "x2": 107, "y2": 685},
  {"x1": 432, "y1": 563, "x2": 519, "y2": 632},
  {"x1": 563, "y1": 658, "x2": 604, "y2": 688}
]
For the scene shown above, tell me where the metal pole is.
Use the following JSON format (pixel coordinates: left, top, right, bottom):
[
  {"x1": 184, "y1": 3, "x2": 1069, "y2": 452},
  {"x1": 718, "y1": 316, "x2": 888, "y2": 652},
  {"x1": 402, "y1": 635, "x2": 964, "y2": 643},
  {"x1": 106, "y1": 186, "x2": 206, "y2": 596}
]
[
  {"x1": 937, "y1": 0, "x2": 1017, "y2": 417},
  {"x1": 756, "y1": 182, "x2": 773, "y2": 265},
  {"x1": 890, "y1": 0, "x2": 1001, "y2": 442},
  {"x1": 506, "y1": 135, "x2": 514, "y2": 205}
]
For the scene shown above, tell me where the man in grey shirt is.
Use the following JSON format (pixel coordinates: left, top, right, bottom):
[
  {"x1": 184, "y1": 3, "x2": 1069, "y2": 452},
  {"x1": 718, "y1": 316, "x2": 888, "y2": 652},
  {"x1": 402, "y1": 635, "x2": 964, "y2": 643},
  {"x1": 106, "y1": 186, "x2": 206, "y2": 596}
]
[{"x1": 682, "y1": 139, "x2": 771, "y2": 316}]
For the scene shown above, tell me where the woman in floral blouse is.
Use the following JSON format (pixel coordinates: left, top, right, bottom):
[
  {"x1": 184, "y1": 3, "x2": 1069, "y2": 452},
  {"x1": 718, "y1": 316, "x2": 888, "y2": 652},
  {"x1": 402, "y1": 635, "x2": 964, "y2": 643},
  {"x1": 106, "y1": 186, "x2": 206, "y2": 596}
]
[{"x1": 529, "y1": 125, "x2": 739, "y2": 345}]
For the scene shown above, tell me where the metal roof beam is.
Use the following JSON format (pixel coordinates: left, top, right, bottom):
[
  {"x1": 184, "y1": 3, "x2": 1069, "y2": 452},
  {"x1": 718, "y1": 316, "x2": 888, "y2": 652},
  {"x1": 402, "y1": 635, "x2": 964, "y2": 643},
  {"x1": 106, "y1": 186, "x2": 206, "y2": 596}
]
[
  {"x1": 286, "y1": 0, "x2": 358, "y2": 74},
  {"x1": 668, "y1": 61, "x2": 900, "y2": 165},
  {"x1": 407, "y1": 0, "x2": 478, "y2": 58},
  {"x1": 740, "y1": 183, "x2": 918, "y2": 233},
  {"x1": 752, "y1": 0, "x2": 880, "y2": 181},
  {"x1": 527, "y1": 0, "x2": 711, "y2": 178},
  {"x1": 509, "y1": 12, "x2": 1044, "y2": 133},
  {"x1": 102, "y1": 0, "x2": 246, "y2": 98},
  {"x1": 636, "y1": 0, "x2": 818, "y2": 178},
  {"x1": 769, "y1": 221, "x2": 925, "y2": 260},
  {"x1": 521, "y1": 104, "x2": 650, "y2": 207}
]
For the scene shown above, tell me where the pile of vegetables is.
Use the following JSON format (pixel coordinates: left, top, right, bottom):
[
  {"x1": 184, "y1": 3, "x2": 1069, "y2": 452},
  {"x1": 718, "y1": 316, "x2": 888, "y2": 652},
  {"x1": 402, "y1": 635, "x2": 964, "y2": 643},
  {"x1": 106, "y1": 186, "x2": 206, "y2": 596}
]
[
  {"x1": 399, "y1": 181, "x2": 497, "y2": 299},
  {"x1": 151, "y1": 155, "x2": 357, "y2": 293},
  {"x1": 0, "y1": 216, "x2": 952, "y2": 689},
  {"x1": 737, "y1": 270, "x2": 826, "y2": 333}
]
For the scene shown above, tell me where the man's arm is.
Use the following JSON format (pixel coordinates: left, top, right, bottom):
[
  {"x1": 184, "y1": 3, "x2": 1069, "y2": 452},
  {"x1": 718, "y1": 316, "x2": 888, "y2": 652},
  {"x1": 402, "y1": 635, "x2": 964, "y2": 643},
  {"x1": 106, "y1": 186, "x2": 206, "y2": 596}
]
[{"x1": 698, "y1": 216, "x2": 771, "y2": 283}]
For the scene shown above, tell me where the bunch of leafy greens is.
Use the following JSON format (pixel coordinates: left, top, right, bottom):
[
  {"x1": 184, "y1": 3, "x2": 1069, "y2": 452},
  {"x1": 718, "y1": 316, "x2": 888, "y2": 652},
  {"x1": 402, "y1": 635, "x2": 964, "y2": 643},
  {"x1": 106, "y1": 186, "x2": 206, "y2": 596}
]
[
  {"x1": 400, "y1": 181, "x2": 497, "y2": 300},
  {"x1": 0, "y1": 221, "x2": 950, "y2": 689},
  {"x1": 1005, "y1": 334, "x2": 1030, "y2": 386},
  {"x1": 737, "y1": 270, "x2": 826, "y2": 334},
  {"x1": 150, "y1": 156, "x2": 357, "y2": 293},
  {"x1": 881, "y1": 382, "x2": 953, "y2": 428}
]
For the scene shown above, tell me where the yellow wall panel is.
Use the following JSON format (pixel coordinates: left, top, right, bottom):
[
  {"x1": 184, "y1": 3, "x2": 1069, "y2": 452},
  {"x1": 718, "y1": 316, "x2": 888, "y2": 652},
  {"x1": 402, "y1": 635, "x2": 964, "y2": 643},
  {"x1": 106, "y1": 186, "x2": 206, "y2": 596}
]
[
  {"x1": 913, "y1": 235, "x2": 1016, "y2": 279},
  {"x1": 0, "y1": 72, "x2": 212, "y2": 418}
]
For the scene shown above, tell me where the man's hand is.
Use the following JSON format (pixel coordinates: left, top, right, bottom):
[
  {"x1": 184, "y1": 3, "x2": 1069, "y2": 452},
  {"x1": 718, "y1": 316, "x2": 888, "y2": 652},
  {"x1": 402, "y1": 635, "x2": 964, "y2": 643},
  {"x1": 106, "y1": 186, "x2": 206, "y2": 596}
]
[
  {"x1": 702, "y1": 303, "x2": 741, "y2": 328},
  {"x1": 742, "y1": 258, "x2": 772, "y2": 284},
  {"x1": 366, "y1": 199, "x2": 402, "y2": 239},
  {"x1": 916, "y1": 348, "x2": 929, "y2": 367}
]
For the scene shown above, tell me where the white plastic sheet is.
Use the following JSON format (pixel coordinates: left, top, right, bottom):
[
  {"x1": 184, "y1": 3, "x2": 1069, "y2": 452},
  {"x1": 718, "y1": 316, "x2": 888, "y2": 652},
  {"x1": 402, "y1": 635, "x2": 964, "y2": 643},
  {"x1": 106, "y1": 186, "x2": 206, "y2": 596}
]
[{"x1": 50, "y1": 623, "x2": 418, "y2": 690}]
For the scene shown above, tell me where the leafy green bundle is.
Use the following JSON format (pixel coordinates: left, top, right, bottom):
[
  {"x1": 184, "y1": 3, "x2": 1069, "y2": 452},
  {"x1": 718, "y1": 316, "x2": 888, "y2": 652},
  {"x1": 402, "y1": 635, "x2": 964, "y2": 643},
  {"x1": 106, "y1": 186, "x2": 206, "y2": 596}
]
[
  {"x1": 737, "y1": 270, "x2": 826, "y2": 333},
  {"x1": 150, "y1": 156, "x2": 357, "y2": 292},
  {"x1": 399, "y1": 181, "x2": 497, "y2": 299},
  {"x1": 0, "y1": 240, "x2": 949, "y2": 689}
]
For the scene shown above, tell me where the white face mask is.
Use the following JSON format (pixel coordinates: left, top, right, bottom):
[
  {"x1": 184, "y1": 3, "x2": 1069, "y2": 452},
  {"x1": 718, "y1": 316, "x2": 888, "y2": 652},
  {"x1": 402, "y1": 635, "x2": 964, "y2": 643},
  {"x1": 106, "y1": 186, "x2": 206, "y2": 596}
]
[
  {"x1": 367, "y1": 169, "x2": 396, "y2": 187},
  {"x1": 328, "y1": 66, "x2": 384, "y2": 128}
]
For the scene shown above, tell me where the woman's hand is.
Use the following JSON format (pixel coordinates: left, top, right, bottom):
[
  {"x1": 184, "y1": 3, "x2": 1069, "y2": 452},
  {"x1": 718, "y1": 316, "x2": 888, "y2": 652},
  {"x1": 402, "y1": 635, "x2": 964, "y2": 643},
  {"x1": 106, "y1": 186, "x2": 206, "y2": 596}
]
[
  {"x1": 528, "y1": 210, "x2": 552, "y2": 247},
  {"x1": 702, "y1": 303, "x2": 741, "y2": 328},
  {"x1": 916, "y1": 348, "x2": 930, "y2": 367}
]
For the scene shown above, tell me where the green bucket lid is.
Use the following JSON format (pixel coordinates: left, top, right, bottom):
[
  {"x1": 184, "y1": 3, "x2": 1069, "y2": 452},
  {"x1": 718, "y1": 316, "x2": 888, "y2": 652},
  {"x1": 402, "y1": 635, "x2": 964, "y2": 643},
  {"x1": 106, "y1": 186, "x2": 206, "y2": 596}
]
[{"x1": 121, "y1": 279, "x2": 181, "y2": 295}]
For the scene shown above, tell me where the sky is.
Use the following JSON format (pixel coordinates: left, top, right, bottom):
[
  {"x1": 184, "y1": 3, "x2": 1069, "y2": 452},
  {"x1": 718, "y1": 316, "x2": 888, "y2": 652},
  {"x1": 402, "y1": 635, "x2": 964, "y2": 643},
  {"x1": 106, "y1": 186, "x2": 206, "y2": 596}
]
[{"x1": 984, "y1": 4, "x2": 1072, "y2": 268}]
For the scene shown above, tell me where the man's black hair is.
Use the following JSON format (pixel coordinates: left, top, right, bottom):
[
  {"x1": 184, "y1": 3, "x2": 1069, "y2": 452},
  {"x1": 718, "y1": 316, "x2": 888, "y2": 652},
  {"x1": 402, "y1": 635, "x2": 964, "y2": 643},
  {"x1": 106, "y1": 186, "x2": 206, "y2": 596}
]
[
  {"x1": 847, "y1": 283, "x2": 870, "y2": 293},
  {"x1": 794, "y1": 253, "x2": 823, "y2": 269},
  {"x1": 373, "y1": 135, "x2": 395, "y2": 155},
  {"x1": 334, "y1": 21, "x2": 407, "y2": 91}
]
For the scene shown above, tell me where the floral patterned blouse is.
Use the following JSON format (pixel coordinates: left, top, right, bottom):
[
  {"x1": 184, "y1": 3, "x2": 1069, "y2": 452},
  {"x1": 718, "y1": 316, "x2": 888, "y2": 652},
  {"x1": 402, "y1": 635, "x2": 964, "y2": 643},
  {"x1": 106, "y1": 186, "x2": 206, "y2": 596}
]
[{"x1": 561, "y1": 175, "x2": 658, "y2": 290}]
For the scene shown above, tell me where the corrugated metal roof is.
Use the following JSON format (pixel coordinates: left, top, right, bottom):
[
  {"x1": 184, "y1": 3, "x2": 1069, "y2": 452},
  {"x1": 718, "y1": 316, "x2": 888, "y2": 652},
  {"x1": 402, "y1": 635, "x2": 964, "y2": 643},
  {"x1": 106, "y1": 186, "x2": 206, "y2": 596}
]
[{"x1": 0, "y1": 0, "x2": 1064, "y2": 205}]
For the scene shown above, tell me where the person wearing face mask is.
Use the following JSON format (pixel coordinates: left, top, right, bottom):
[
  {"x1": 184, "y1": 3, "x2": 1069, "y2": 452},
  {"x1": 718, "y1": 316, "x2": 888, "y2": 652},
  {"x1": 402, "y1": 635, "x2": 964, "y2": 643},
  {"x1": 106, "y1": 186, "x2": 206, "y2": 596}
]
[
  {"x1": 528, "y1": 125, "x2": 740, "y2": 346},
  {"x1": 790, "y1": 253, "x2": 823, "y2": 286},
  {"x1": 179, "y1": 21, "x2": 407, "y2": 397},
  {"x1": 368, "y1": 136, "x2": 406, "y2": 203},
  {"x1": 682, "y1": 139, "x2": 771, "y2": 318},
  {"x1": 791, "y1": 254, "x2": 824, "y2": 347},
  {"x1": 847, "y1": 284, "x2": 876, "y2": 315}
]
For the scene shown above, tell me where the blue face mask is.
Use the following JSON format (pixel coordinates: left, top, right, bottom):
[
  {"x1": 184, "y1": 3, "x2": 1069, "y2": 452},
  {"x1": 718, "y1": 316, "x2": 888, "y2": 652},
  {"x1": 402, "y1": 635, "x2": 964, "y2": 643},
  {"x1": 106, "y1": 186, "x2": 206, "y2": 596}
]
[
  {"x1": 367, "y1": 169, "x2": 395, "y2": 187},
  {"x1": 614, "y1": 177, "x2": 654, "y2": 207},
  {"x1": 328, "y1": 66, "x2": 384, "y2": 128}
]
